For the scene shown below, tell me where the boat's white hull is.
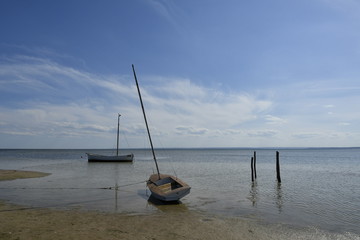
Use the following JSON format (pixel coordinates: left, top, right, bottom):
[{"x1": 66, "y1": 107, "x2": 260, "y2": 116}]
[
  {"x1": 147, "y1": 173, "x2": 191, "y2": 202},
  {"x1": 86, "y1": 153, "x2": 134, "y2": 162}
]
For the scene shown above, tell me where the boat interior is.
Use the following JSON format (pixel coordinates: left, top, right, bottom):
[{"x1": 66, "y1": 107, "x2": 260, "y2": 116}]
[{"x1": 154, "y1": 177, "x2": 183, "y2": 192}]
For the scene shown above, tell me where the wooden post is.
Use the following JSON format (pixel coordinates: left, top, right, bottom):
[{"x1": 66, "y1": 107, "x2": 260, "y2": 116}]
[
  {"x1": 251, "y1": 157, "x2": 254, "y2": 182},
  {"x1": 253, "y1": 151, "x2": 257, "y2": 179},
  {"x1": 276, "y1": 151, "x2": 281, "y2": 183}
]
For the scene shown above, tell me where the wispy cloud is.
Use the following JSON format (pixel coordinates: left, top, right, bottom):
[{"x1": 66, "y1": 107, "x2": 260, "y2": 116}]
[
  {"x1": 1, "y1": 54, "x2": 360, "y2": 148},
  {"x1": 175, "y1": 126, "x2": 209, "y2": 135},
  {"x1": 319, "y1": 0, "x2": 360, "y2": 17},
  {"x1": 247, "y1": 130, "x2": 278, "y2": 138},
  {"x1": 264, "y1": 115, "x2": 287, "y2": 125},
  {"x1": 292, "y1": 132, "x2": 321, "y2": 139},
  {"x1": 0, "y1": 55, "x2": 274, "y2": 148},
  {"x1": 147, "y1": 0, "x2": 183, "y2": 31}
]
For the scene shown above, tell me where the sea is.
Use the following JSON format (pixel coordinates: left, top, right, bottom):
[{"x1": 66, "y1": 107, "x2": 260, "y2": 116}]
[{"x1": 0, "y1": 148, "x2": 359, "y2": 238}]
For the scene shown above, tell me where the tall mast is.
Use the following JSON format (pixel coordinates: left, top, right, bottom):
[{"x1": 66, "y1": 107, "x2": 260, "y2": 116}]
[
  {"x1": 116, "y1": 113, "x2": 120, "y2": 156},
  {"x1": 132, "y1": 64, "x2": 161, "y2": 179}
]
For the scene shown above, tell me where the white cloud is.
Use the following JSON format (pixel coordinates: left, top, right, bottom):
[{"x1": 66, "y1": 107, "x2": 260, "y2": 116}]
[
  {"x1": 2, "y1": 55, "x2": 360, "y2": 148},
  {"x1": 0, "y1": 55, "x2": 274, "y2": 148},
  {"x1": 175, "y1": 126, "x2": 209, "y2": 135},
  {"x1": 264, "y1": 115, "x2": 287, "y2": 125},
  {"x1": 247, "y1": 130, "x2": 278, "y2": 138},
  {"x1": 292, "y1": 132, "x2": 321, "y2": 139}
]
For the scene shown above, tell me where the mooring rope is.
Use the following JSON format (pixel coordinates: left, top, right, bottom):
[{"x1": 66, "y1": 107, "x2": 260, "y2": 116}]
[{"x1": 0, "y1": 180, "x2": 147, "y2": 190}]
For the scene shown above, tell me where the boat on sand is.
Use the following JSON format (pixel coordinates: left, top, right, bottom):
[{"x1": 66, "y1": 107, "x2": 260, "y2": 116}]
[{"x1": 132, "y1": 64, "x2": 190, "y2": 202}]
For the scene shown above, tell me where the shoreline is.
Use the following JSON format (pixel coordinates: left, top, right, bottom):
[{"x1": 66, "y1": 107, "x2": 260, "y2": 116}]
[
  {"x1": 2, "y1": 202, "x2": 357, "y2": 240},
  {"x1": 1, "y1": 169, "x2": 358, "y2": 239},
  {"x1": 0, "y1": 169, "x2": 254, "y2": 239},
  {"x1": 0, "y1": 201, "x2": 257, "y2": 240}
]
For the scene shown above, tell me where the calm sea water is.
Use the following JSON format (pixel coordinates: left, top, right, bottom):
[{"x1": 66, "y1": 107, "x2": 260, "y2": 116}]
[{"x1": 0, "y1": 148, "x2": 359, "y2": 237}]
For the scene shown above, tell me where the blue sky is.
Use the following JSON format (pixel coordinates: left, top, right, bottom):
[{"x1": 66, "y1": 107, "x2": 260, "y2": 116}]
[{"x1": 1, "y1": 0, "x2": 360, "y2": 148}]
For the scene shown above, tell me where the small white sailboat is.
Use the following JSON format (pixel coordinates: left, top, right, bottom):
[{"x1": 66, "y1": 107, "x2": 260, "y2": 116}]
[
  {"x1": 86, "y1": 114, "x2": 134, "y2": 162},
  {"x1": 132, "y1": 64, "x2": 190, "y2": 202}
]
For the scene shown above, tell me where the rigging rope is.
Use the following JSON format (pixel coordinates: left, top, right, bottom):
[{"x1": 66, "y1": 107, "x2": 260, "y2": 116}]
[{"x1": 0, "y1": 180, "x2": 147, "y2": 190}]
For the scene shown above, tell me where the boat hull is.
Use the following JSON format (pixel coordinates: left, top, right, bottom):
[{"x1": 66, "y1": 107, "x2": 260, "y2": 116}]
[
  {"x1": 86, "y1": 153, "x2": 134, "y2": 162},
  {"x1": 147, "y1": 173, "x2": 191, "y2": 202}
]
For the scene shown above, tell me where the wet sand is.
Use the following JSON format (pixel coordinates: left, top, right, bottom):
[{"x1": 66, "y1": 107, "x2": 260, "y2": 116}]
[
  {"x1": 0, "y1": 169, "x2": 264, "y2": 240},
  {"x1": 0, "y1": 169, "x2": 353, "y2": 240},
  {"x1": 0, "y1": 202, "x2": 263, "y2": 240},
  {"x1": 2, "y1": 202, "x2": 351, "y2": 240},
  {"x1": 0, "y1": 169, "x2": 50, "y2": 181},
  {"x1": 0, "y1": 169, "x2": 256, "y2": 240}
]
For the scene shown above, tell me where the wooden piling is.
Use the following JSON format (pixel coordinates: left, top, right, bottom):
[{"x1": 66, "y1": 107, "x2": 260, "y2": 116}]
[
  {"x1": 253, "y1": 151, "x2": 257, "y2": 179},
  {"x1": 251, "y1": 157, "x2": 254, "y2": 182},
  {"x1": 276, "y1": 151, "x2": 281, "y2": 183}
]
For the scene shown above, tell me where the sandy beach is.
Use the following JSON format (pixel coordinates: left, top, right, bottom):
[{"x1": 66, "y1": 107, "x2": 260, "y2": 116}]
[
  {"x1": 0, "y1": 169, "x2": 50, "y2": 181},
  {"x1": 0, "y1": 169, "x2": 354, "y2": 240},
  {"x1": 1, "y1": 201, "x2": 263, "y2": 240},
  {"x1": 0, "y1": 169, "x2": 256, "y2": 240}
]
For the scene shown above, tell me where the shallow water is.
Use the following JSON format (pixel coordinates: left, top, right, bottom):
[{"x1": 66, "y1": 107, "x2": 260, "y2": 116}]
[{"x1": 0, "y1": 148, "x2": 359, "y2": 237}]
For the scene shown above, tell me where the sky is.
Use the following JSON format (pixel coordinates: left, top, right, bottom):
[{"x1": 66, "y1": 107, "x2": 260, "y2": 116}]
[{"x1": 1, "y1": 0, "x2": 360, "y2": 149}]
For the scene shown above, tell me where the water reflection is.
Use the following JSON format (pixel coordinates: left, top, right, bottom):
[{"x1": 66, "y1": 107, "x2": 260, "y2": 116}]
[
  {"x1": 275, "y1": 182, "x2": 283, "y2": 213},
  {"x1": 148, "y1": 195, "x2": 182, "y2": 206},
  {"x1": 248, "y1": 181, "x2": 258, "y2": 207},
  {"x1": 147, "y1": 195, "x2": 189, "y2": 212},
  {"x1": 114, "y1": 183, "x2": 119, "y2": 211},
  {"x1": 248, "y1": 181, "x2": 284, "y2": 212}
]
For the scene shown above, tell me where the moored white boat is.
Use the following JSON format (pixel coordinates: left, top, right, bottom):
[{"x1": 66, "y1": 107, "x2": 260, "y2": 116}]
[
  {"x1": 87, "y1": 114, "x2": 134, "y2": 163},
  {"x1": 86, "y1": 153, "x2": 134, "y2": 162}
]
